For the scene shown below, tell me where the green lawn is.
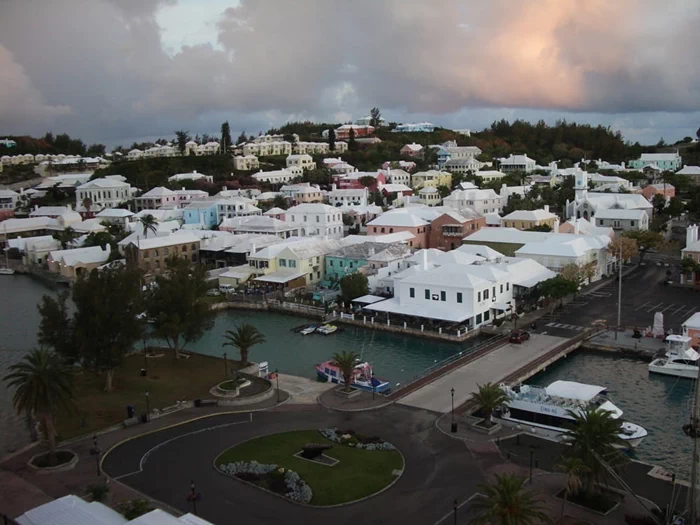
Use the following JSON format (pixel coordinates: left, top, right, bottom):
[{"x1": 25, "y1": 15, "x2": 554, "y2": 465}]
[
  {"x1": 56, "y1": 352, "x2": 239, "y2": 441},
  {"x1": 216, "y1": 430, "x2": 403, "y2": 506}
]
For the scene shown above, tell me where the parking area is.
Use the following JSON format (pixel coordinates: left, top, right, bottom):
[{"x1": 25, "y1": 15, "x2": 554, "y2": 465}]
[{"x1": 538, "y1": 264, "x2": 699, "y2": 334}]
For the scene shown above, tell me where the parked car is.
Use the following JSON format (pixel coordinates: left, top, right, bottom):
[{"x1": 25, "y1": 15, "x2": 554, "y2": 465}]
[
  {"x1": 206, "y1": 289, "x2": 221, "y2": 296},
  {"x1": 509, "y1": 330, "x2": 530, "y2": 344},
  {"x1": 219, "y1": 284, "x2": 235, "y2": 294}
]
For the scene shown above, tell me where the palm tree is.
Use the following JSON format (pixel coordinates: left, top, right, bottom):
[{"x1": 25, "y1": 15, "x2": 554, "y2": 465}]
[
  {"x1": 331, "y1": 351, "x2": 359, "y2": 392},
  {"x1": 470, "y1": 473, "x2": 552, "y2": 524},
  {"x1": 3, "y1": 349, "x2": 74, "y2": 466},
  {"x1": 53, "y1": 227, "x2": 79, "y2": 249},
  {"x1": 82, "y1": 197, "x2": 93, "y2": 215},
  {"x1": 470, "y1": 382, "x2": 509, "y2": 427},
  {"x1": 222, "y1": 324, "x2": 266, "y2": 366},
  {"x1": 138, "y1": 214, "x2": 158, "y2": 237},
  {"x1": 562, "y1": 407, "x2": 628, "y2": 497},
  {"x1": 556, "y1": 456, "x2": 589, "y2": 522}
]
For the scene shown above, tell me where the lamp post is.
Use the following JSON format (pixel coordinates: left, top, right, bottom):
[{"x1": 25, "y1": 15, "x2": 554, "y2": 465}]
[
  {"x1": 187, "y1": 480, "x2": 200, "y2": 515},
  {"x1": 92, "y1": 435, "x2": 101, "y2": 477},
  {"x1": 450, "y1": 387, "x2": 457, "y2": 433},
  {"x1": 223, "y1": 352, "x2": 228, "y2": 378},
  {"x1": 275, "y1": 368, "x2": 280, "y2": 402},
  {"x1": 453, "y1": 499, "x2": 458, "y2": 525},
  {"x1": 371, "y1": 371, "x2": 376, "y2": 401},
  {"x1": 145, "y1": 391, "x2": 150, "y2": 422},
  {"x1": 615, "y1": 252, "x2": 623, "y2": 341}
]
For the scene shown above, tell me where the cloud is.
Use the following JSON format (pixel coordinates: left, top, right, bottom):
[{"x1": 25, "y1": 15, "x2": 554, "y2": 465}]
[{"x1": 0, "y1": 0, "x2": 698, "y2": 144}]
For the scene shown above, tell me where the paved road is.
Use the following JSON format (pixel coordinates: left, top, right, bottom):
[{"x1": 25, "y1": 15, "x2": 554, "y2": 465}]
[
  {"x1": 102, "y1": 406, "x2": 482, "y2": 525},
  {"x1": 540, "y1": 264, "x2": 699, "y2": 334},
  {"x1": 398, "y1": 334, "x2": 567, "y2": 413}
]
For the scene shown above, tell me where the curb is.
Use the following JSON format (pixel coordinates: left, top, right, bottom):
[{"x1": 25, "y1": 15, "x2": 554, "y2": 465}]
[
  {"x1": 212, "y1": 429, "x2": 405, "y2": 508},
  {"x1": 316, "y1": 393, "x2": 395, "y2": 413}
]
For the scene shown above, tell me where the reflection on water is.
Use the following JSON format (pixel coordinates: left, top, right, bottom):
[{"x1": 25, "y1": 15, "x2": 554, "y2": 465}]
[{"x1": 529, "y1": 350, "x2": 694, "y2": 479}]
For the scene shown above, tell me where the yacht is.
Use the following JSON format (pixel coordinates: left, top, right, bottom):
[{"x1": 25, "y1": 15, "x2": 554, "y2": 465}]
[
  {"x1": 649, "y1": 335, "x2": 699, "y2": 379},
  {"x1": 495, "y1": 380, "x2": 647, "y2": 448},
  {"x1": 316, "y1": 359, "x2": 391, "y2": 393}
]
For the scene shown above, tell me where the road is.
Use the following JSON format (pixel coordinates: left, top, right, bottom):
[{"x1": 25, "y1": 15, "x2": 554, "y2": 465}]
[{"x1": 102, "y1": 406, "x2": 482, "y2": 525}]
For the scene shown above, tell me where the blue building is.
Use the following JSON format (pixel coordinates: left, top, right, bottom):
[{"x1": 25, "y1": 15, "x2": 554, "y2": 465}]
[
  {"x1": 324, "y1": 242, "x2": 387, "y2": 282},
  {"x1": 183, "y1": 199, "x2": 219, "y2": 228},
  {"x1": 392, "y1": 122, "x2": 435, "y2": 133},
  {"x1": 628, "y1": 152, "x2": 682, "y2": 171}
]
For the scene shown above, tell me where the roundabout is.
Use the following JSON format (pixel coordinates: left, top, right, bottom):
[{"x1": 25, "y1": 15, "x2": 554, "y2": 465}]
[{"x1": 215, "y1": 429, "x2": 404, "y2": 506}]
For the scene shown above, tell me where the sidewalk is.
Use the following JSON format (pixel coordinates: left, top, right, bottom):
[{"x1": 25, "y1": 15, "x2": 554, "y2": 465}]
[
  {"x1": 585, "y1": 329, "x2": 666, "y2": 356},
  {"x1": 0, "y1": 393, "x2": 291, "y2": 520},
  {"x1": 318, "y1": 387, "x2": 392, "y2": 411}
]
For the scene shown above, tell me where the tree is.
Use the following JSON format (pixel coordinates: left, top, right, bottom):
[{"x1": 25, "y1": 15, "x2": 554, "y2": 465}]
[
  {"x1": 667, "y1": 196, "x2": 684, "y2": 217},
  {"x1": 697, "y1": 127, "x2": 700, "y2": 141},
  {"x1": 339, "y1": 272, "x2": 369, "y2": 303},
  {"x1": 369, "y1": 107, "x2": 382, "y2": 128},
  {"x1": 562, "y1": 407, "x2": 628, "y2": 497},
  {"x1": 82, "y1": 197, "x2": 93, "y2": 214},
  {"x1": 53, "y1": 227, "x2": 79, "y2": 249},
  {"x1": 117, "y1": 499, "x2": 153, "y2": 520},
  {"x1": 271, "y1": 195, "x2": 289, "y2": 210},
  {"x1": 524, "y1": 224, "x2": 552, "y2": 232},
  {"x1": 651, "y1": 193, "x2": 666, "y2": 214},
  {"x1": 174, "y1": 130, "x2": 190, "y2": 154},
  {"x1": 622, "y1": 230, "x2": 662, "y2": 263},
  {"x1": 145, "y1": 257, "x2": 215, "y2": 358},
  {"x1": 138, "y1": 214, "x2": 158, "y2": 237},
  {"x1": 72, "y1": 265, "x2": 144, "y2": 392},
  {"x1": 470, "y1": 383, "x2": 509, "y2": 428},
  {"x1": 3, "y1": 349, "x2": 75, "y2": 466},
  {"x1": 37, "y1": 292, "x2": 75, "y2": 362},
  {"x1": 469, "y1": 473, "x2": 552, "y2": 525},
  {"x1": 328, "y1": 127, "x2": 336, "y2": 152},
  {"x1": 220, "y1": 121, "x2": 232, "y2": 154},
  {"x1": 437, "y1": 185, "x2": 451, "y2": 199},
  {"x1": 539, "y1": 276, "x2": 578, "y2": 311},
  {"x1": 237, "y1": 130, "x2": 248, "y2": 145},
  {"x1": 222, "y1": 323, "x2": 266, "y2": 366},
  {"x1": 331, "y1": 351, "x2": 360, "y2": 392},
  {"x1": 82, "y1": 231, "x2": 115, "y2": 250},
  {"x1": 556, "y1": 456, "x2": 589, "y2": 522},
  {"x1": 358, "y1": 175, "x2": 376, "y2": 188},
  {"x1": 559, "y1": 263, "x2": 586, "y2": 291},
  {"x1": 608, "y1": 235, "x2": 639, "y2": 263},
  {"x1": 348, "y1": 127, "x2": 357, "y2": 151}
]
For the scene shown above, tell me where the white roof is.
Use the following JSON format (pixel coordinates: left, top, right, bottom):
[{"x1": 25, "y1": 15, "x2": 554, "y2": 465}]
[
  {"x1": 368, "y1": 209, "x2": 428, "y2": 227},
  {"x1": 484, "y1": 212, "x2": 502, "y2": 226},
  {"x1": 287, "y1": 203, "x2": 337, "y2": 214},
  {"x1": 380, "y1": 183, "x2": 412, "y2": 193},
  {"x1": 677, "y1": 165, "x2": 700, "y2": 175},
  {"x1": 139, "y1": 187, "x2": 175, "y2": 198},
  {"x1": 254, "y1": 269, "x2": 306, "y2": 283},
  {"x1": 77, "y1": 178, "x2": 130, "y2": 190},
  {"x1": 684, "y1": 312, "x2": 700, "y2": 330},
  {"x1": 29, "y1": 206, "x2": 74, "y2": 217},
  {"x1": 72, "y1": 218, "x2": 107, "y2": 233},
  {"x1": 352, "y1": 294, "x2": 387, "y2": 304},
  {"x1": 49, "y1": 245, "x2": 111, "y2": 266},
  {"x1": 456, "y1": 244, "x2": 504, "y2": 260},
  {"x1": 476, "y1": 170, "x2": 506, "y2": 178},
  {"x1": 0, "y1": 216, "x2": 59, "y2": 234},
  {"x1": 419, "y1": 186, "x2": 439, "y2": 194},
  {"x1": 501, "y1": 209, "x2": 556, "y2": 221},
  {"x1": 96, "y1": 208, "x2": 134, "y2": 218},
  {"x1": 545, "y1": 380, "x2": 606, "y2": 401},
  {"x1": 402, "y1": 143, "x2": 423, "y2": 151},
  {"x1": 364, "y1": 296, "x2": 473, "y2": 323},
  {"x1": 499, "y1": 154, "x2": 535, "y2": 165},
  {"x1": 0, "y1": 189, "x2": 20, "y2": 198},
  {"x1": 594, "y1": 208, "x2": 646, "y2": 220},
  {"x1": 364, "y1": 230, "x2": 416, "y2": 243},
  {"x1": 130, "y1": 232, "x2": 200, "y2": 250},
  {"x1": 640, "y1": 153, "x2": 679, "y2": 161},
  {"x1": 16, "y1": 495, "x2": 127, "y2": 525},
  {"x1": 263, "y1": 207, "x2": 286, "y2": 215},
  {"x1": 584, "y1": 192, "x2": 652, "y2": 210}
]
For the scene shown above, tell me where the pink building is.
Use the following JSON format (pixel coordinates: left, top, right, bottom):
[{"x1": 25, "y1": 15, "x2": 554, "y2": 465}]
[
  {"x1": 400, "y1": 143, "x2": 424, "y2": 158},
  {"x1": 367, "y1": 210, "x2": 429, "y2": 249},
  {"x1": 334, "y1": 171, "x2": 387, "y2": 192},
  {"x1": 642, "y1": 183, "x2": 675, "y2": 202}
]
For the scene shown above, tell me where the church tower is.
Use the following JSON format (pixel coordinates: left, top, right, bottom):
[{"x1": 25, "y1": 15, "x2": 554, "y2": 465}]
[{"x1": 574, "y1": 168, "x2": 588, "y2": 201}]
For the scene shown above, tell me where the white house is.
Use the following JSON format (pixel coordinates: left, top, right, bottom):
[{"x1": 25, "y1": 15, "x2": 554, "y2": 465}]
[
  {"x1": 242, "y1": 141, "x2": 292, "y2": 156},
  {"x1": 216, "y1": 198, "x2": 262, "y2": 222},
  {"x1": 443, "y1": 188, "x2": 503, "y2": 215},
  {"x1": 419, "y1": 186, "x2": 441, "y2": 206},
  {"x1": 593, "y1": 208, "x2": 649, "y2": 232},
  {"x1": 498, "y1": 154, "x2": 537, "y2": 173},
  {"x1": 565, "y1": 170, "x2": 652, "y2": 221},
  {"x1": 286, "y1": 154, "x2": 316, "y2": 171},
  {"x1": 168, "y1": 170, "x2": 213, "y2": 183},
  {"x1": 286, "y1": 203, "x2": 344, "y2": 239},
  {"x1": 95, "y1": 208, "x2": 135, "y2": 228},
  {"x1": 75, "y1": 177, "x2": 132, "y2": 212},
  {"x1": 443, "y1": 157, "x2": 482, "y2": 174},
  {"x1": 328, "y1": 186, "x2": 368, "y2": 208},
  {"x1": 384, "y1": 168, "x2": 411, "y2": 186},
  {"x1": 477, "y1": 170, "x2": 507, "y2": 182},
  {"x1": 233, "y1": 155, "x2": 260, "y2": 171},
  {"x1": 134, "y1": 187, "x2": 178, "y2": 211},
  {"x1": 589, "y1": 173, "x2": 631, "y2": 190},
  {"x1": 252, "y1": 168, "x2": 302, "y2": 184},
  {"x1": 0, "y1": 189, "x2": 20, "y2": 213}
]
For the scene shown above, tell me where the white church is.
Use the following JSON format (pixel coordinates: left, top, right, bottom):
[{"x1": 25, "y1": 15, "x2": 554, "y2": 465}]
[{"x1": 565, "y1": 171, "x2": 652, "y2": 231}]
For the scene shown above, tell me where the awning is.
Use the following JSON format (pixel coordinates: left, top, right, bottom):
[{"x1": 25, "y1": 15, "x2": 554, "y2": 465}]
[
  {"x1": 364, "y1": 298, "x2": 473, "y2": 323},
  {"x1": 254, "y1": 270, "x2": 306, "y2": 284},
  {"x1": 352, "y1": 294, "x2": 387, "y2": 305},
  {"x1": 491, "y1": 301, "x2": 512, "y2": 311}
]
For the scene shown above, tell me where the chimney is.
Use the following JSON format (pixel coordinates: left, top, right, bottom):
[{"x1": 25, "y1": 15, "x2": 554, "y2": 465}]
[
  {"x1": 688, "y1": 224, "x2": 698, "y2": 247},
  {"x1": 553, "y1": 217, "x2": 560, "y2": 233},
  {"x1": 574, "y1": 219, "x2": 581, "y2": 235},
  {"x1": 251, "y1": 242, "x2": 256, "y2": 255},
  {"x1": 422, "y1": 249, "x2": 428, "y2": 270},
  {"x1": 193, "y1": 170, "x2": 197, "y2": 174},
  {"x1": 331, "y1": 183, "x2": 337, "y2": 191},
  {"x1": 543, "y1": 205, "x2": 549, "y2": 213}
]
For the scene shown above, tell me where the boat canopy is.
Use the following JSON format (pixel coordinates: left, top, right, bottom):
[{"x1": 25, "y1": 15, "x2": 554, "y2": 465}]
[{"x1": 545, "y1": 380, "x2": 606, "y2": 401}]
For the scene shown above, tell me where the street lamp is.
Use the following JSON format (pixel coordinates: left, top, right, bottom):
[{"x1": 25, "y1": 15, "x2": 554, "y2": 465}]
[
  {"x1": 145, "y1": 391, "x2": 150, "y2": 422},
  {"x1": 223, "y1": 352, "x2": 228, "y2": 378},
  {"x1": 453, "y1": 499, "x2": 458, "y2": 525},
  {"x1": 275, "y1": 368, "x2": 280, "y2": 403},
  {"x1": 371, "y1": 371, "x2": 376, "y2": 401},
  {"x1": 92, "y1": 435, "x2": 101, "y2": 477},
  {"x1": 187, "y1": 480, "x2": 200, "y2": 515},
  {"x1": 450, "y1": 387, "x2": 457, "y2": 433}
]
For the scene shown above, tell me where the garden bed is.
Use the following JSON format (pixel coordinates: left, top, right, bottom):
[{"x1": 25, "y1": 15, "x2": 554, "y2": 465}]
[
  {"x1": 28, "y1": 450, "x2": 79, "y2": 473},
  {"x1": 215, "y1": 430, "x2": 403, "y2": 506}
]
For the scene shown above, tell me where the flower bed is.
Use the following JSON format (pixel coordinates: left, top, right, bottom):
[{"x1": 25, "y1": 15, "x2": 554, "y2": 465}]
[
  {"x1": 320, "y1": 428, "x2": 396, "y2": 451},
  {"x1": 220, "y1": 460, "x2": 313, "y2": 503}
]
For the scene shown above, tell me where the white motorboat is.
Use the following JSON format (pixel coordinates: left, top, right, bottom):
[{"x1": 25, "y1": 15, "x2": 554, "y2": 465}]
[
  {"x1": 299, "y1": 325, "x2": 316, "y2": 335},
  {"x1": 648, "y1": 335, "x2": 699, "y2": 379},
  {"x1": 495, "y1": 380, "x2": 647, "y2": 448},
  {"x1": 0, "y1": 268, "x2": 15, "y2": 275}
]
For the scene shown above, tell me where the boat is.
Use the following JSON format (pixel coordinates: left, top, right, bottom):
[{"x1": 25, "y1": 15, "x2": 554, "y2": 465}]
[
  {"x1": 648, "y1": 335, "x2": 699, "y2": 379},
  {"x1": 316, "y1": 359, "x2": 391, "y2": 393},
  {"x1": 0, "y1": 268, "x2": 15, "y2": 275},
  {"x1": 299, "y1": 325, "x2": 317, "y2": 336},
  {"x1": 1, "y1": 229, "x2": 14, "y2": 275},
  {"x1": 494, "y1": 380, "x2": 647, "y2": 448},
  {"x1": 316, "y1": 324, "x2": 338, "y2": 335}
]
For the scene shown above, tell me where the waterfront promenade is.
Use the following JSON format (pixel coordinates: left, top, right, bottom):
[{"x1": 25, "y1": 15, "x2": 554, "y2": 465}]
[{"x1": 398, "y1": 334, "x2": 568, "y2": 412}]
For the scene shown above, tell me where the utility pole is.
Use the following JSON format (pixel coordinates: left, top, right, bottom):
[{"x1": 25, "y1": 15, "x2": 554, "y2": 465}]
[
  {"x1": 688, "y1": 363, "x2": 700, "y2": 525},
  {"x1": 615, "y1": 242, "x2": 623, "y2": 341}
]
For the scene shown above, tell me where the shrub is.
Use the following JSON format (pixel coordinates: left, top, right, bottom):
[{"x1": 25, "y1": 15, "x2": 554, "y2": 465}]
[
  {"x1": 86, "y1": 483, "x2": 109, "y2": 503},
  {"x1": 117, "y1": 499, "x2": 152, "y2": 520}
]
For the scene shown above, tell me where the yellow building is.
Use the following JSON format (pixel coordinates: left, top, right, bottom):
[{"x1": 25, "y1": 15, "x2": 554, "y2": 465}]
[
  {"x1": 500, "y1": 207, "x2": 558, "y2": 231},
  {"x1": 410, "y1": 170, "x2": 452, "y2": 190}
]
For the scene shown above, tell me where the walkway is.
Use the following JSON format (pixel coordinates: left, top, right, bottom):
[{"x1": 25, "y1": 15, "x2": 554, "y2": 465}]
[
  {"x1": 277, "y1": 373, "x2": 333, "y2": 404},
  {"x1": 398, "y1": 334, "x2": 568, "y2": 413}
]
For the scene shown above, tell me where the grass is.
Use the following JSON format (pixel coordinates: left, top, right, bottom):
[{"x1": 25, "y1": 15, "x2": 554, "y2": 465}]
[
  {"x1": 200, "y1": 294, "x2": 226, "y2": 305},
  {"x1": 216, "y1": 430, "x2": 403, "y2": 506},
  {"x1": 55, "y1": 352, "x2": 237, "y2": 441},
  {"x1": 218, "y1": 377, "x2": 247, "y2": 391},
  {"x1": 31, "y1": 450, "x2": 75, "y2": 468}
]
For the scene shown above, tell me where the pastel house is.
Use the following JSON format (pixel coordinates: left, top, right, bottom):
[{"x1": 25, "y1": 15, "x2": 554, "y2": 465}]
[{"x1": 183, "y1": 199, "x2": 219, "y2": 228}]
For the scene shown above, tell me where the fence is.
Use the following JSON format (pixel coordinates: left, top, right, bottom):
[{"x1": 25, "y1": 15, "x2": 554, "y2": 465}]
[{"x1": 329, "y1": 311, "x2": 478, "y2": 339}]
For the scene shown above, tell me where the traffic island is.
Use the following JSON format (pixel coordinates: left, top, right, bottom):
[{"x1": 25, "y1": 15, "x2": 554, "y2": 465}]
[
  {"x1": 27, "y1": 450, "x2": 79, "y2": 474},
  {"x1": 215, "y1": 429, "x2": 404, "y2": 506}
]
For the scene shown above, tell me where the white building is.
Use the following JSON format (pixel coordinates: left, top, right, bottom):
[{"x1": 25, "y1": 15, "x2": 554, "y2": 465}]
[
  {"x1": 168, "y1": 170, "x2": 213, "y2": 183},
  {"x1": 220, "y1": 215, "x2": 301, "y2": 239},
  {"x1": 589, "y1": 173, "x2": 632, "y2": 190},
  {"x1": 75, "y1": 177, "x2": 132, "y2": 212},
  {"x1": 242, "y1": 141, "x2": 292, "y2": 156},
  {"x1": 565, "y1": 171, "x2": 652, "y2": 221},
  {"x1": 95, "y1": 208, "x2": 135, "y2": 228},
  {"x1": 419, "y1": 186, "x2": 441, "y2": 206},
  {"x1": 252, "y1": 168, "x2": 302, "y2": 184},
  {"x1": 498, "y1": 154, "x2": 537, "y2": 173},
  {"x1": 216, "y1": 198, "x2": 262, "y2": 222},
  {"x1": 328, "y1": 186, "x2": 368, "y2": 208},
  {"x1": 0, "y1": 189, "x2": 20, "y2": 213},
  {"x1": 477, "y1": 170, "x2": 507, "y2": 182},
  {"x1": 286, "y1": 154, "x2": 316, "y2": 171},
  {"x1": 443, "y1": 157, "x2": 482, "y2": 174},
  {"x1": 384, "y1": 168, "x2": 411, "y2": 186},
  {"x1": 593, "y1": 208, "x2": 649, "y2": 232},
  {"x1": 443, "y1": 188, "x2": 503, "y2": 215},
  {"x1": 233, "y1": 155, "x2": 260, "y2": 171},
  {"x1": 286, "y1": 203, "x2": 344, "y2": 239}
]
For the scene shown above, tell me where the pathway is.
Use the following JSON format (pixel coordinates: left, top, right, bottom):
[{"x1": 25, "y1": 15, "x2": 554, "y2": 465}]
[
  {"x1": 398, "y1": 334, "x2": 567, "y2": 413},
  {"x1": 277, "y1": 373, "x2": 333, "y2": 404}
]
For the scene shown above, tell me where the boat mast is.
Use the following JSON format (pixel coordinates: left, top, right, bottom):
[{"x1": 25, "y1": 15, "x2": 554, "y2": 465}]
[{"x1": 688, "y1": 363, "x2": 700, "y2": 525}]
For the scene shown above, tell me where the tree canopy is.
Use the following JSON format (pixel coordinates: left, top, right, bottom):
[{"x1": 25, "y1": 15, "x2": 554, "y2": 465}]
[{"x1": 339, "y1": 272, "x2": 369, "y2": 303}]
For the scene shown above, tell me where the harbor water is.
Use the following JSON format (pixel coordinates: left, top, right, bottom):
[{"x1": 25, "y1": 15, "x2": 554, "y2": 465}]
[{"x1": 528, "y1": 350, "x2": 694, "y2": 480}]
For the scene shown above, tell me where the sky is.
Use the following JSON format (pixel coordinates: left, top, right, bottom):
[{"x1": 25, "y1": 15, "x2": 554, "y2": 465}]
[{"x1": 0, "y1": 0, "x2": 699, "y2": 148}]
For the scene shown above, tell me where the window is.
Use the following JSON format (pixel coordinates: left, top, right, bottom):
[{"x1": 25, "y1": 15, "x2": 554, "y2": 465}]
[
  {"x1": 425, "y1": 289, "x2": 430, "y2": 299},
  {"x1": 192, "y1": 244, "x2": 197, "y2": 250},
  {"x1": 316, "y1": 216, "x2": 319, "y2": 222},
  {"x1": 154, "y1": 249, "x2": 159, "y2": 257},
  {"x1": 476, "y1": 313, "x2": 482, "y2": 324},
  {"x1": 164, "y1": 248, "x2": 169, "y2": 256},
  {"x1": 506, "y1": 282, "x2": 509, "y2": 291},
  {"x1": 440, "y1": 291, "x2": 446, "y2": 302},
  {"x1": 484, "y1": 289, "x2": 489, "y2": 299},
  {"x1": 410, "y1": 287, "x2": 415, "y2": 298},
  {"x1": 478, "y1": 291, "x2": 481, "y2": 302},
  {"x1": 381, "y1": 227, "x2": 385, "y2": 233},
  {"x1": 182, "y1": 245, "x2": 187, "y2": 252},
  {"x1": 457, "y1": 292, "x2": 463, "y2": 303},
  {"x1": 631, "y1": 221, "x2": 635, "y2": 227},
  {"x1": 484, "y1": 310, "x2": 490, "y2": 321},
  {"x1": 289, "y1": 260, "x2": 296, "y2": 268},
  {"x1": 492, "y1": 286, "x2": 496, "y2": 297},
  {"x1": 330, "y1": 260, "x2": 334, "y2": 267},
  {"x1": 280, "y1": 259, "x2": 287, "y2": 267}
]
